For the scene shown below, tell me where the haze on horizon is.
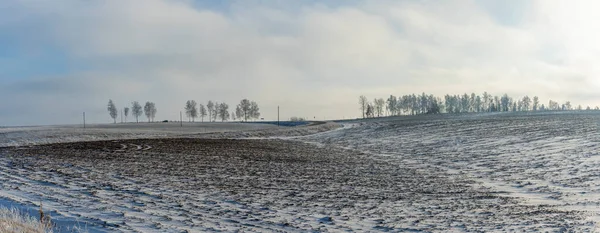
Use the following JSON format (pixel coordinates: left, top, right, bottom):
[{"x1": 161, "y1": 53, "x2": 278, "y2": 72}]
[{"x1": 1, "y1": 0, "x2": 600, "y2": 126}]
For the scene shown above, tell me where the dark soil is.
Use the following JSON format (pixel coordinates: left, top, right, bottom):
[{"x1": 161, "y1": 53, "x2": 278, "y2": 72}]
[{"x1": 1, "y1": 138, "x2": 591, "y2": 232}]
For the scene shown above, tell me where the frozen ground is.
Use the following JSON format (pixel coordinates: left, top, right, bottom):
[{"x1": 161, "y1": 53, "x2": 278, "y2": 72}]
[
  {"x1": 0, "y1": 122, "x2": 277, "y2": 147},
  {"x1": 305, "y1": 112, "x2": 600, "y2": 231},
  {"x1": 0, "y1": 113, "x2": 599, "y2": 232},
  {"x1": 0, "y1": 122, "x2": 339, "y2": 148}
]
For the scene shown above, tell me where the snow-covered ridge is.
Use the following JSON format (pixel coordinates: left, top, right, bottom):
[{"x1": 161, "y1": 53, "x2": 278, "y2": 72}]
[
  {"x1": 302, "y1": 112, "x2": 600, "y2": 228},
  {"x1": 195, "y1": 122, "x2": 340, "y2": 139}
]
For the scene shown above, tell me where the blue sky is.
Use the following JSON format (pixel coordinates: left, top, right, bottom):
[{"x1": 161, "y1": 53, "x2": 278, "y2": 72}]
[
  {"x1": 1, "y1": 0, "x2": 600, "y2": 126},
  {"x1": 0, "y1": 0, "x2": 526, "y2": 81},
  {"x1": 0, "y1": 0, "x2": 528, "y2": 83}
]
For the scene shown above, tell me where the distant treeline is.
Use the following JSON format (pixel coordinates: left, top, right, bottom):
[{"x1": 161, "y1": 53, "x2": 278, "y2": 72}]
[
  {"x1": 106, "y1": 98, "x2": 261, "y2": 123},
  {"x1": 183, "y1": 99, "x2": 260, "y2": 122},
  {"x1": 359, "y1": 92, "x2": 598, "y2": 118},
  {"x1": 107, "y1": 100, "x2": 157, "y2": 123}
]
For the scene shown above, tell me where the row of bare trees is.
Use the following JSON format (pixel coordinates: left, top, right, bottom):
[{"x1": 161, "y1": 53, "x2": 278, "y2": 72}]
[
  {"x1": 235, "y1": 99, "x2": 261, "y2": 122},
  {"x1": 359, "y1": 93, "x2": 598, "y2": 118},
  {"x1": 107, "y1": 100, "x2": 156, "y2": 123},
  {"x1": 359, "y1": 96, "x2": 391, "y2": 118},
  {"x1": 184, "y1": 100, "x2": 229, "y2": 122},
  {"x1": 184, "y1": 99, "x2": 260, "y2": 122},
  {"x1": 108, "y1": 99, "x2": 262, "y2": 123}
]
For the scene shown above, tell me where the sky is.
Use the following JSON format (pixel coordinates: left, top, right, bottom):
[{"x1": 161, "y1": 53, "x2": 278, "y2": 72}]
[{"x1": 2, "y1": 0, "x2": 600, "y2": 126}]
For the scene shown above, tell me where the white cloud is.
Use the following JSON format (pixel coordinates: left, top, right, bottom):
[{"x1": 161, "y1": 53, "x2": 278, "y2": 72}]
[{"x1": 2, "y1": 0, "x2": 600, "y2": 125}]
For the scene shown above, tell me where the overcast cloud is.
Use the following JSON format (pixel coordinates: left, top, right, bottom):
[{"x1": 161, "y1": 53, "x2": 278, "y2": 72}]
[{"x1": 1, "y1": 0, "x2": 600, "y2": 126}]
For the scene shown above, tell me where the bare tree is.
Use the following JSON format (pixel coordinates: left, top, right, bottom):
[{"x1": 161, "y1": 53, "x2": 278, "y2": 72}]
[
  {"x1": 218, "y1": 103, "x2": 230, "y2": 122},
  {"x1": 359, "y1": 95, "x2": 368, "y2": 118},
  {"x1": 107, "y1": 99, "x2": 118, "y2": 123},
  {"x1": 124, "y1": 107, "x2": 129, "y2": 122},
  {"x1": 482, "y1": 92, "x2": 490, "y2": 112},
  {"x1": 238, "y1": 99, "x2": 251, "y2": 121},
  {"x1": 212, "y1": 102, "x2": 220, "y2": 122},
  {"x1": 235, "y1": 104, "x2": 243, "y2": 121},
  {"x1": 144, "y1": 101, "x2": 157, "y2": 122},
  {"x1": 199, "y1": 104, "x2": 207, "y2": 122},
  {"x1": 374, "y1": 98, "x2": 385, "y2": 117},
  {"x1": 564, "y1": 101, "x2": 572, "y2": 110},
  {"x1": 533, "y1": 96, "x2": 539, "y2": 111},
  {"x1": 250, "y1": 101, "x2": 260, "y2": 121},
  {"x1": 522, "y1": 96, "x2": 531, "y2": 111},
  {"x1": 131, "y1": 101, "x2": 143, "y2": 123},
  {"x1": 191, "y1": 101, "x2": 198, "y2": 121},
  {"x1": 151, "y1": 103, "x2": 157, "y2": 121},
  {"x1": 549, "y1": 100, "x2": 559, "y2": 110},
  {"x1": 185, "y1": 100, "x2": 198, "y2": 122},
  {"x1": 386, "y1": 95, "x2": 397, "y2": 116},
  {"x1": 366, "y1": 104, "x2": 374, "y2": 118},
  {"x1": 500, "y1": 94, "x2": 510, "y2": 112},
  {"x1": 207, "y1": 101, "x2": 214, "y2": 122}
]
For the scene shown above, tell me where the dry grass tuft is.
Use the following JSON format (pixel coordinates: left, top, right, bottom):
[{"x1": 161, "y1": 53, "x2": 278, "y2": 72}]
[{"x1": 0, "y1": 206, "x2": 53, "y2": 233}]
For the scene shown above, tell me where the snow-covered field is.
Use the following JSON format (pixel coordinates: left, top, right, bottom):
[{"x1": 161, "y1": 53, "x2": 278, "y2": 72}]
[
  {"x1": 0, "y1": 122, "x2": 277, "y2": 148},
  {"x1": 306, "y1": 112, "x2": 600, "y2": 231},
  {"x1": 1, "y1": 113, "x2": 599, "y2": 232}
]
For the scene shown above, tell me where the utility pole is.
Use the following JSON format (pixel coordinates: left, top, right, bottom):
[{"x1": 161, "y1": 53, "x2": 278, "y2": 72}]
[
  {"x1": 277, "y1": 106, "x2": 280, "y2": 127},
  {"x1": 83, "y1": 112, "x2": 86, "y2": 129},
  {"x1": 180, "y1": 111, "x2": 183, "y2": 127}
]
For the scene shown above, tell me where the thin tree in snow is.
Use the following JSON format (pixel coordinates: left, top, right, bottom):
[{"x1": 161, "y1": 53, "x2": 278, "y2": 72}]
[
  {"x1": 218, "y1": 102, "x2": 230, "y2": 122},
  {"x1": 207, "y1": 101, "x2": 214, "y2": 122},
  {"x1": 522, "y1": 96, "x2": 531, "y2": 111},
  {"x1": 199, "y1": 104, "x2": 207, "y2": 122},
  {"x1": 124, "y1": 107, "x2": 129, "y2": 122},
  {"x1": 238, "y1": 99, "x2": 251, "y2": 122},
  {"x1": 374, "y1": 98, "x2": 385, "y2": 117},
  {"x1": 386, "y1": 95, "x2": 397, "y2": 116},
  {"x1": 359, "y1": 95, "x2": 368, "y2": 119},
  {"x1": 107, "y1": 99, "x2": 118, "y2": 123},
  {"x1": 250, "y1": 101, "x2": 260, "y2": 121},
  {"x1": 235, "y1": 104, "x2": 244, "y2": 121},
  {"x1": 144, "y1": 101, "x2": 157, "y2": 122},
  {"x1": 185, "y1": 100, "x2": 198, "y2": 122},
  {"x1": 366, "y1": 104, "x2": 374, "y2": 118},
  {"x1": 131, "y1": 101, "x2": 143, "y2": 123},
  {"x1": 212, "y1": 102, "x2": 219, "y2": 122}
]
